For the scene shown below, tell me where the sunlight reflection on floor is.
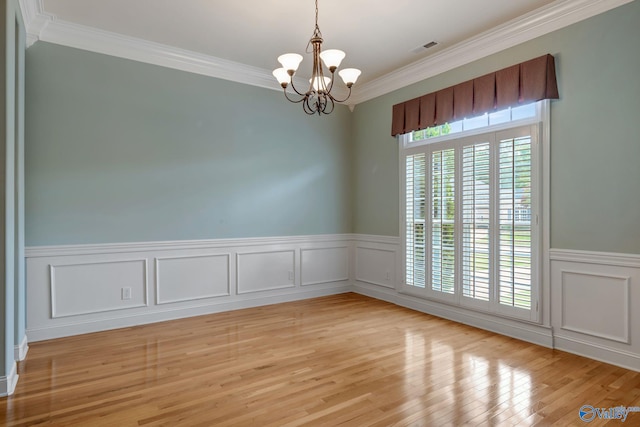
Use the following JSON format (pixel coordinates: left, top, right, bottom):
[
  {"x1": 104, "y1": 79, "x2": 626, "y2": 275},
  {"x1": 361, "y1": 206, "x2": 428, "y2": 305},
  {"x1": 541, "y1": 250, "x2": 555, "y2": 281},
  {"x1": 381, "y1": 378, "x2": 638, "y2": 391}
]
[{"x1": 403, "y1": 329, "x2": 534, "y2": 424}]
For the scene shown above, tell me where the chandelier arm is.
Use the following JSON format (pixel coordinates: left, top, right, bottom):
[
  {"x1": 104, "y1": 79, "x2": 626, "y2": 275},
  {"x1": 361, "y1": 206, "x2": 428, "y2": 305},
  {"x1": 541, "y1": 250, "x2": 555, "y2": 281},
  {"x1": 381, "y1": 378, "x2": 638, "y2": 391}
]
[
  {"x1": 324, "y1": 71, "x2": 336, "y2": 94},
  {"x1": 283, "y1": 89, "x2": 307, "y2": 104},
  {"x1": 326, "y1": 96, "x2": 335, "y2": 114},
  {"x1": 319, "y1": 95, "x2": 334, "y2": 115},
  {"x1": 288, "y1": 79, "x2": 310, "y2": 97},
  {"x1": 326, "y1": 86, "x2": 353, "y2": 104},
  {"x1": 303, "y1": 97, "x2": 316, "y2": 115},
  {"x1": 318, "y1": 95, "x2": 327, "y2": 115}
]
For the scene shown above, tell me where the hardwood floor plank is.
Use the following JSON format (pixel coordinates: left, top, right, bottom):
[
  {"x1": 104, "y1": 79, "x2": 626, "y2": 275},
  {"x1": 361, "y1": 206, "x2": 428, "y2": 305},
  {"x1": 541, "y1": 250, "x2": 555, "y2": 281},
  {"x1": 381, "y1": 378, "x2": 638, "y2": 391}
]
[{"x1": 1, "y1": 293, "x2": 639, "y2": 426}]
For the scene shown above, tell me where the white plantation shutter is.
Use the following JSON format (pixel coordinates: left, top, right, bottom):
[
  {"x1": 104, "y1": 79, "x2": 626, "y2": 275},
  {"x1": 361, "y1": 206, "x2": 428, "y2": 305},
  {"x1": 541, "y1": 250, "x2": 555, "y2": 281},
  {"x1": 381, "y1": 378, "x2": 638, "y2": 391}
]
[
  {"x1": 498, "y1": 136, "x2": 533, "y2": 310},
  {"x1": 462, "y1": 143, "x2": 491, "y2": 301},
  {"x1": 405, "y1": 154, "x2": 426, "y2": 288},
  {"x1": 431, "y1": 149, "x2": 455, "y2": 294},
  {"x1": 401, "y1": 118, "x2": 539, "y2": 321}
]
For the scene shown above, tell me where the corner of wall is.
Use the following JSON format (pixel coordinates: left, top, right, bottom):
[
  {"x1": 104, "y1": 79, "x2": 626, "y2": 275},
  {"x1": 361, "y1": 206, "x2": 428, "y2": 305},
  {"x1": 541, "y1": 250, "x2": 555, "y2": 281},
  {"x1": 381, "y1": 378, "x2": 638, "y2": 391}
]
[{"x1": 0, "y1": 362, "x2": 18, "y2": 397}]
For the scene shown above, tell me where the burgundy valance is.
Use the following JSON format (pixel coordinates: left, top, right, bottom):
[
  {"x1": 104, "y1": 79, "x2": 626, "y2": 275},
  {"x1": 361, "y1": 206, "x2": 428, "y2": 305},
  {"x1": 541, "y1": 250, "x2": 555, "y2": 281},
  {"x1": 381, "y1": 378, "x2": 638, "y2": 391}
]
[{"x1": 391, "y1": 54, "x2": 559, "y2": 136}]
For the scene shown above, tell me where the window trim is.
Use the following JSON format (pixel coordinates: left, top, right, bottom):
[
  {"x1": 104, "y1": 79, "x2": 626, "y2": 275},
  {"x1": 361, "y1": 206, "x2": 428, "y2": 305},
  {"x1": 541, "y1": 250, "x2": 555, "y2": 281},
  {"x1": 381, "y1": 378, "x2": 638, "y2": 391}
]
[{"x1": 399, "y1": 100, "x2": 549, "y2": 324}]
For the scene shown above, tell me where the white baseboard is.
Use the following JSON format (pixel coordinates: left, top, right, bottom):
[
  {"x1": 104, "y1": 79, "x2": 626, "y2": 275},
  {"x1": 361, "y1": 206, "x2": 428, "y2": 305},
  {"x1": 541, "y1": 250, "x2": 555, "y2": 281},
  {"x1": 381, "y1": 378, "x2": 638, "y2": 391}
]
[
  {"x1": 554, "y1": 334, "x2": 640, "y2": 372},
  {"x1": 0, "y1": 362, "x2": 18, "y2": 397},
  {"x1": 353, "y1": 282, "x2": 554, "y2": 348},
  {"x1": 14, "y1": 334, "x2": 29, "y2": 361},
  {"x1": 27, "y1": 285, "x2": 351, "y2": 341}
]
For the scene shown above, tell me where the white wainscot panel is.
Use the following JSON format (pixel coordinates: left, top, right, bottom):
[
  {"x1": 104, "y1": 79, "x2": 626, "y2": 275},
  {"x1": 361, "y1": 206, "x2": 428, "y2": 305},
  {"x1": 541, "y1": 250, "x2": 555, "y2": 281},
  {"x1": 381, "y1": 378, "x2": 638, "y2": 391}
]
[
  {"x1": 561, "y1": 270, "x2": 629, "y2": 344},
  {"x1": 51, "y1": 259, "x2": 147, "y2": 318},
  {"x1": 301, "y1": 246, "x2": 349, "y2": 286},
  {"x1": 237, "y1": 250, "x2": 295, "y2": 294},
  {"x1": 356, "y1": 246, "x2": 396, "y2": 288},
  {"x1": 156, "y1": 254, "x2": 230, "y2": 304}
]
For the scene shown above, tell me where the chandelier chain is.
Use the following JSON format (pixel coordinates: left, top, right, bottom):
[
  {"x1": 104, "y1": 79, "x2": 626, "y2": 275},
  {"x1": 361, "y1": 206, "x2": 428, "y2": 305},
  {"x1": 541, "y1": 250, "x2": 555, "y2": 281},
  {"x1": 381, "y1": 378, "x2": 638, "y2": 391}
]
[{"x1": 307, "y1": 0, "x2": 322, "y2": 53}]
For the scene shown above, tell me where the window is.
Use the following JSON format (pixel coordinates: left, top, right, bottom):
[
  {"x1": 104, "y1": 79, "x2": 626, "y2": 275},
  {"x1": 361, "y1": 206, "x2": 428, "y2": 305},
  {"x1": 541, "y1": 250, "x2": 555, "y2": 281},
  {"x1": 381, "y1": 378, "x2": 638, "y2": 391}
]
[
  {"x1": 401, "y1": 102, "x2": 543, "y2": 321},
  {"x1": 410, "y1": 103, "x2": 536, "y2": 143}
]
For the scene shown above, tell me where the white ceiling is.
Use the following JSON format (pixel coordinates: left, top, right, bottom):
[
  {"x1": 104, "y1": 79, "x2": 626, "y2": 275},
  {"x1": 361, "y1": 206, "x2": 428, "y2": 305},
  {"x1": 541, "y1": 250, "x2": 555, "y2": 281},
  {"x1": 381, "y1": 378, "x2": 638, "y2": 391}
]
[
  {"x1": 42, "y1": 0, "x2": 556, "y2": 84},
  {"x1": 23, "y1": 0, "x2": 633, "y2": 104}
]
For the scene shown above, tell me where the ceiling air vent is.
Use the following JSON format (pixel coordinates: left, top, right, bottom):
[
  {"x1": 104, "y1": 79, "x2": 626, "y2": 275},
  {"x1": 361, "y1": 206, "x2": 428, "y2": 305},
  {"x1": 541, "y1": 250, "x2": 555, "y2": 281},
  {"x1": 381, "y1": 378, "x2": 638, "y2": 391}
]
[{"x1": 410, "y1": 41, "x2": 438, "y2": 54}]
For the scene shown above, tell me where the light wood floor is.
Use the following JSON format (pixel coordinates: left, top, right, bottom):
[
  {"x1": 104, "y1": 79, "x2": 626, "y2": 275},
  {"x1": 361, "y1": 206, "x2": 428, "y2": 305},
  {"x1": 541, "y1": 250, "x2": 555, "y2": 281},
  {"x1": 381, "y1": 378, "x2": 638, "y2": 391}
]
[{"x1": 2, "y1": 293, "x2": 639, "y2": 426}]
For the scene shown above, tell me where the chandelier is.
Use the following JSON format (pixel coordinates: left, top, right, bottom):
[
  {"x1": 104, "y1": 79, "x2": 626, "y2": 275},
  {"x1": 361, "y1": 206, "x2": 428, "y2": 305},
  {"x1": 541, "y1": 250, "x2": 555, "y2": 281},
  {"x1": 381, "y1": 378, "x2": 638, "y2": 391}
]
[{"x1": 272, "y1": 0, "x2": 361, "y2": 115}]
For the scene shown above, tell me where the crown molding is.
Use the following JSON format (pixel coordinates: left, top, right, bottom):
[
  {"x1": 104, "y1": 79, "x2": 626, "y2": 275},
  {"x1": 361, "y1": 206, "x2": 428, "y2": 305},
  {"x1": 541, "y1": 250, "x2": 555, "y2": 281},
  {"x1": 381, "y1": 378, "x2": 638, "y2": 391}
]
[
  {"x1": 18, "y1": 2, "x2": 331, "y2": 96},
  {"x1": 19, "y1": 0, "x2": 634, "y2": 104},
  {"x1": 19, "y1": 0, "x2": 53, "y2": 47},
  {"x1": 31, "y1": 19, "x2": 288, "y2": 92},
  {"x1": 347, "y1": 0, "x2": 635, "y2": 105}
]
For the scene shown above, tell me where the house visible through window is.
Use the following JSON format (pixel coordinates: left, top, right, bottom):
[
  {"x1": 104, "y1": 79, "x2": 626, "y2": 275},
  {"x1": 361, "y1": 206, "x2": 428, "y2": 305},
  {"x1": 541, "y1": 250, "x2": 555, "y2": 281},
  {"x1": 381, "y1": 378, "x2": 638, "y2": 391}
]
[{"x1": 401, "y1": 102, "x2": 543, "y2": 321}]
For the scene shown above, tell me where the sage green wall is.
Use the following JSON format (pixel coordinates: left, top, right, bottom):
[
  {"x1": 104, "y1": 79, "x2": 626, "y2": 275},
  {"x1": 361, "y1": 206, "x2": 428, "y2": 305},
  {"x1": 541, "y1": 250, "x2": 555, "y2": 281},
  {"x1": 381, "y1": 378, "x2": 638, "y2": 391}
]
[
  {"x1": 25, "y1": 42, "x2": 353, "y2": 246},
  {"x1": 24, "y1": 1, "x2": 640, "y2": 254},
  {"x1": 352, "y1": 0, "x2": 640, "y2": 254}
]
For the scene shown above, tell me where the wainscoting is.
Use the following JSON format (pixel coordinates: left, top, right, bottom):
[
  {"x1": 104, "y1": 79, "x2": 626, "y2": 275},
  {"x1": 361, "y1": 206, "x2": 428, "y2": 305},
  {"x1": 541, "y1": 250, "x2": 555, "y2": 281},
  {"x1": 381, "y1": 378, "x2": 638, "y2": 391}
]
[
  {"x1": 351, "y1": 236, "x2": 555, "y2": 350},
  {"x1": 550, "y1": 249, "x2": 640, "y2": 371},
  {"x1": 26, "y1": 235, "x2": 353, "y2": 341},
  {"x1": 25, "y1": 234, "x2": 640, "y2": 371},
  {"x1": 348, "y1": 236, "x2": 639, "y2": 371}
]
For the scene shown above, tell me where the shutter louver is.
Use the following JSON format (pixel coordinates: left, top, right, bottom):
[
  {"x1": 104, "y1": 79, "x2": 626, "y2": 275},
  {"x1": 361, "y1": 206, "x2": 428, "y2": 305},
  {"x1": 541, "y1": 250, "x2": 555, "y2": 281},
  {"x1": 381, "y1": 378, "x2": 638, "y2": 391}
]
[
  {"x1": 498, "y1": 136, "x2": 532, "y2": 310},
  {"x1": 431, "y1": 149, "x2": 455, "y2": 294},
  {"x1": 462, "y1": 143, "x2": 491, "y2": 301},
  {"x1": 405, "y1": 154, "x2": 426, "y2": 288}
]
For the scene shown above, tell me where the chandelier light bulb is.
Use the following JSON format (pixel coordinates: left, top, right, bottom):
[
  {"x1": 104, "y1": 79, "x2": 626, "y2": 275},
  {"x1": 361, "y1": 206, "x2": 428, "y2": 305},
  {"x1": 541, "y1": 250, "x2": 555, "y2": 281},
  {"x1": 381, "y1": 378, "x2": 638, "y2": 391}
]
[
  {"x1": 272, "y1": 68, "x2": 291, "y2": 88},
  {"x1": 338, "y1": 68, "x2": 362, "y2": 87},
  {"x1": 310, "y1": 76, "x2": 332, "y2": 92},
  {"x1": 277, "y1": 54, "x2": 303, "y2": 73},
  {"x1": 319, "y1": 49, "x2": 345, "y2": 71}
]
